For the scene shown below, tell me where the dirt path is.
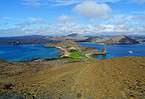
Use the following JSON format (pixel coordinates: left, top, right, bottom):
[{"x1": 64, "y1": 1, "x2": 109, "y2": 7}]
[{"x1": 0, "y1": 57, "x2": 145, "y2": 99}]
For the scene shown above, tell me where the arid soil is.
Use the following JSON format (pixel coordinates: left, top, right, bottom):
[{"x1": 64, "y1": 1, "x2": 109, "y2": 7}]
[{"x1": 0, "y1": 57, "x2": 145, "y2": 99}]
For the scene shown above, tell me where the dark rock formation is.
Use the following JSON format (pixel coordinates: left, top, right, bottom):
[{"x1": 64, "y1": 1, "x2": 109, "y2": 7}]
[{"x1": 0, "y1": 82, "x2": 14, "y2": 90}]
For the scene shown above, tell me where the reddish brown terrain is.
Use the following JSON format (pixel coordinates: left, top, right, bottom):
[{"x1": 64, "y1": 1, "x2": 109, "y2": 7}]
[{"x1": 0, "y1": 57, "x2": 145, "y2": 99}]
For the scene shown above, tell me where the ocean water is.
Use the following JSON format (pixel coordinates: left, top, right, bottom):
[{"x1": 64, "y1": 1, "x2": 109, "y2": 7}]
[
  {"x1": 0, "y1": 44, "x2": 61, "y2": 62},
  {"x1": 1, "y1": 43, "x2": 145, "y2": 62},
  {"x1": 80, "y1": 42, "x2": 145, "y2": 59}
]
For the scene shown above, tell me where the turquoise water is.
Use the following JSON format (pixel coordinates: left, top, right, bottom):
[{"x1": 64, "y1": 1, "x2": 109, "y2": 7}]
[
  {"x1": 80, "y1": 42, "x2": 145, "y2": 59},
  {"x1": 0, "y1": 44, "x2": 61, "y2": 62}
]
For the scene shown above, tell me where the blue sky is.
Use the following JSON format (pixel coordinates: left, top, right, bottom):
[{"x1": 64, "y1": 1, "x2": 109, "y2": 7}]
[{"x1": 0, "y1": 0, "x2": 145, "y2": 36}]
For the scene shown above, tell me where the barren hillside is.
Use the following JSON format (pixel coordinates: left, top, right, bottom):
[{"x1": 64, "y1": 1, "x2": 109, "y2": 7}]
[{"x1": 0, "y1": 57, "x2": 145, "y2": 99}]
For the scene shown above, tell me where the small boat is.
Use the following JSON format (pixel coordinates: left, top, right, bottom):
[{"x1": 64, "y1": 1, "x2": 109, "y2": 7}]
[{"x1": 128, "y1": 51, "x2": 133, "y2": 54}]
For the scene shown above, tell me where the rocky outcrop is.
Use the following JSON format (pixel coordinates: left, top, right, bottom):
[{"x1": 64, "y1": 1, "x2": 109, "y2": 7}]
[
  {"x1": 101, "y1": 48, "x2": 107, "y2": 55},
  {"x1": 0, "y1": 82, "x2": 14, "y2": 90}
]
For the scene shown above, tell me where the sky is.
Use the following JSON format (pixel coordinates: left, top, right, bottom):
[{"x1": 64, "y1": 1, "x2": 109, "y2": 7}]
[{"x1": 0, "y1": 0, "x2": 145, "y2": 37}]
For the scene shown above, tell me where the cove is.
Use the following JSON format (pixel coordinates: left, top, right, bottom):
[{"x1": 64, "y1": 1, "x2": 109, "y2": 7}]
[
  {"x1": 0, "y1": 44, "x2": 61, "y2": 62},
  {"x1": 80, "y1": 42, "x2": 145, "y2": 59}
]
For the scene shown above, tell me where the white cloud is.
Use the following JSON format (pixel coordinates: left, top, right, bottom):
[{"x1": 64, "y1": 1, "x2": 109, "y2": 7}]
[
  {"x1": 21, "y1": 0, "x2": 122, "y2": 7},
  {"x1": 48, "y1": 15, "x2": 144, "y2": 35},
  {"x1": 20, "y1": 0, "x2": 125, "y2": 8},
  {"x1": 74, "y1": 1, "x2": 111, "y2": 18},
  {"x1": 57, "y1": 15, "x2": 73, "y2": 23},
  {"x1": 49, "y1": 0, "x2": 122, "y2": 6},
  {"x1": 21, "y1": 0, "x2": 42, "y2": 6},
  {"x1": 1, "y1": 21, "x2": 145, "y2": 36},
  {"x1": 96, "y1": 0, "x2": 122, "y2": 3},
  {"x1": 1, "y1": 14, "x2": 145, "y2": 36},
  {"x1": 27, "y1": 17, "x2": 45, "y2": 23},
  {"x1": 48, "y1": 0, "x2": 81, "y2": 6},
  {"x1": 13, "y1": 17, "x2": 46, "y2": 29},
  {"x1": 134, "y1": 0, "x2": 145, "y2": 4}
]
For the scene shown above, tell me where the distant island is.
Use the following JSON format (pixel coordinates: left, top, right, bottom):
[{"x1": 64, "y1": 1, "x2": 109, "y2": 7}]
[{"x1": 0, "y1": 34, "x2": 143, "y2": 45}]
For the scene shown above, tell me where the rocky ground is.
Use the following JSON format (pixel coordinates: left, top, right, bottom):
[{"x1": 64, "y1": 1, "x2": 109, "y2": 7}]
[{"x1": 0, "y1": 57, "x2": 145, "y2": 99}]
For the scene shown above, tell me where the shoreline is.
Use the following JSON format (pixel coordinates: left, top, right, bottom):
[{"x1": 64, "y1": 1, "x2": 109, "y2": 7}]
[{"x1": 0, "y1": 42, "x2": 145, "y2": 62}]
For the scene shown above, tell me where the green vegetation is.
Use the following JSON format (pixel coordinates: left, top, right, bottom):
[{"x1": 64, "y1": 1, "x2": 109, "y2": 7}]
[{"x1": 69, "y1": 50, "x2": 86, "y2": 60}]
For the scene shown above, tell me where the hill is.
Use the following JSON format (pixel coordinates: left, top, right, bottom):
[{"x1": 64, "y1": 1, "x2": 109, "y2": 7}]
[
  {"x1": 64, "y1": 33, "x2": 89, "y2": 42},
  {"x1": 86, "y1": 35, "x2": 140, "y2": 45},
  {"x1": 0, "y1": 35, "x2": 50, "y2": 44},
  {"x1": 0, "y1": 57, "x2": 145, "y2": 99},
  {"x1": 0, "y1": 34, "x2": 141, "y2": 45}
]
